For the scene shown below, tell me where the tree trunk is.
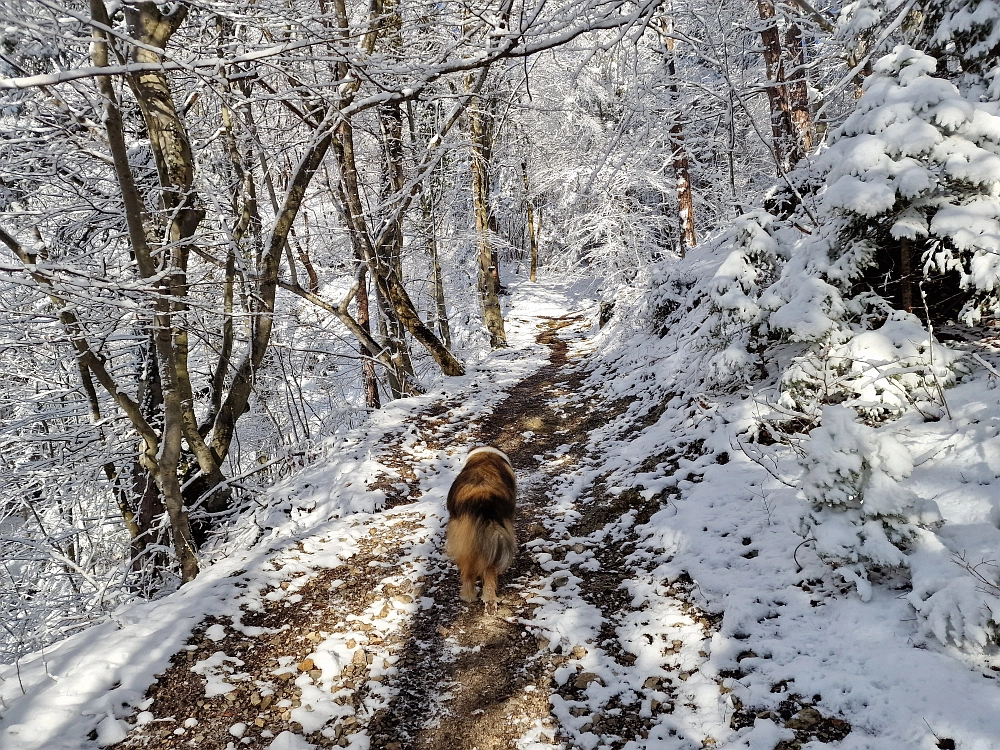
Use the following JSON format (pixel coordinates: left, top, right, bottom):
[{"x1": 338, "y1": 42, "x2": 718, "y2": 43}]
[
  {"x1": 377, "y1": 101, "x2": 418, "y2": 388},
  {"x1": 355, "y1": 261, "x2": 382, "y2": 410},
  {"x1": 332, "y1": 117, "x2": 463, "y2": 380},
  {"x1": 755, "y1": 0, "x2": 801, "y2": 171},
  {"x1": 784, "y1": 22, "x2": 813, "y2": 153},
  {"x1": 657, "y1": 17, "x2": 697, "y2": 253},
  {"x1": 158, "y1": 385, "x2": 199, "y2": 583},
  {"x1": 521, "y1": 161, "x2": 539, "y2": 282},
  {"x1": 425, "y1": 198, "x2": 452, "y2": 349},
  {"x1": 469, "y1": 94, "x2": 507, "y2": 347}
]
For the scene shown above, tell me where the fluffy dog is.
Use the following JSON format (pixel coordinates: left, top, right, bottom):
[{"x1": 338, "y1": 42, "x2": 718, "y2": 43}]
[{"x1": 445, "y1": 446, "x2": 517, "y2": 613}]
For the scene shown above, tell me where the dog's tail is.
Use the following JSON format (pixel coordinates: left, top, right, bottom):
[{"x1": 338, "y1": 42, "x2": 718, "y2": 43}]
[{"x1": 446, "y1": 515, "x2": 517, "y2": 574}]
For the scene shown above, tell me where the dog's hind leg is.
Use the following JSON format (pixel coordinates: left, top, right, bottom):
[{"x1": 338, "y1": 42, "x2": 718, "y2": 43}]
[
  {"x1": 481, "y1": 568, "x2": 499, "y2": 614},
  {"x1": 459, "y1": 562, "x2": 479, "y2": 603}
]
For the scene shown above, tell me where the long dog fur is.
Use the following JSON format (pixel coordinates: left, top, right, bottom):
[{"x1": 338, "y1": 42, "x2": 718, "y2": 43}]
[{"x1": 445, "y1": 446, "x2": 517, "y2": 613}]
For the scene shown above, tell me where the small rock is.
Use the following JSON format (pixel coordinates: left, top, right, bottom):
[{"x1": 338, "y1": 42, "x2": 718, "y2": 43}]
[
  {"x1": 250, "y1": 692, "x2": 261, "y2": 706},
  {"x1": 386, "y1": 744, "x2": 402, "y2": 750},
  {"x1": 580, "y1": 722, "x2": 593, "y2": 733},
  {"x1": 352, "y1": 649, "x2": 367, "y2": 666},
  {"x1": 309, "y1": 669, "x2": 322, "y2": 680},
  {"x1": 678, "y1": 672, "x2": 690, "y2": 681},
  {"x1": 277, "y1": 672, "x2": 295, "y2": 682},
  {"x1": 785, "y1": 706, "x2": 824, "y2": 731},
  {"x1": 298, "y1": 658, "x2": 315, "y2": 672},
  {"x1": 393, "y1": 595, "x2": 413, "y2": 604},
  {"x1": 254, "y1": 718, "x2": 266, "y2": 728},
  {"x1": 260, "y1": 694, "x2": 274, "y2": 710},
  {"x1": 536, "y1": 638, "x2": 549, "y2": 651},
  {"x1": 574, "y1": 672, "x2": 601, "y2": 690},
  {"x1": 225, "y1": 692, "x2": 237, "y2": 702},
  {"x1": 569, "y1": 707, "x2": 588, "y2": 717},
  {"x1": 346, "y1": 639, "x2": 357, "y2": 649},
  {"x1": 643, "y1": 677, "x2": 660, "y2": 689},
  {"x1": 280, "y1": 581, "x2": 290, "y2": 590},
  {"x1": 572, "y1": 544, "x2": 586, "y2": 554},
  {"x1": 571, "y1": 645, "x2": 587, "y2": 659},
  {"x1": 650, "y1": 699, "x2": 661, "y2": 712}
]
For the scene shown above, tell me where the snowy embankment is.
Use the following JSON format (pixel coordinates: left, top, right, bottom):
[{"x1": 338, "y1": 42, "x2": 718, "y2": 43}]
[
  {"x1": 2, "y1": 269, "x2": 1000, "y2": 750},
  {"x1": 584, "y1": 246, "x2": 1000, "y2": 748}
]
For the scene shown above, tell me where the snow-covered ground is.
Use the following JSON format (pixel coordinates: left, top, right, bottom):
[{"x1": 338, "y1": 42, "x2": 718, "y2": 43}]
[{"x1": 2, "y1": 274, "x2": 1000, "y2": 750}]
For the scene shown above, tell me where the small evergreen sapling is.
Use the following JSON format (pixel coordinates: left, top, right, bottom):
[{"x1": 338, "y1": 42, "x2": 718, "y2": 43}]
[{"x1": 798, "y1": 406, "x2": 942, "y2": 598}]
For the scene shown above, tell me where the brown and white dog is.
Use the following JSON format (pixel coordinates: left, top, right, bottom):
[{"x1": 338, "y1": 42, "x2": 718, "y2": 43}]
[{"x1": 445, "y1": 446, "x2": 517, "y2": 613}]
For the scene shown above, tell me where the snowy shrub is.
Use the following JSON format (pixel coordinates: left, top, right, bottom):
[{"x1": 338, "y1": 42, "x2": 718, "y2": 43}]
[
  {"x1": 923, "y1": 0, "x2": 1000, "y2": 84},
  {"x1": 704, "y1": 211, "x2": 786, "y2": 387},
  {"x1": 907, "y1": 534, "x2": 1000, "y2": 647},
  {"x1": 798, "y1": 406, "x2": 942, "y2": 596},
  {"x1": 810, "y1": 46, "x2": 1000, "y2": 324},
  {"x1": 755, "y1": 47, "x2": 995, "y2": 415},
  {"x1": 777, "y1": 312, "x2": 960, "y2": 418}
]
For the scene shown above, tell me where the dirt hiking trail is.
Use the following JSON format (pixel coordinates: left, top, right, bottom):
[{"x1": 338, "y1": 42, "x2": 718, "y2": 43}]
[{"x1": 117, "y1": 289, "x2": 730, "y2": 750}]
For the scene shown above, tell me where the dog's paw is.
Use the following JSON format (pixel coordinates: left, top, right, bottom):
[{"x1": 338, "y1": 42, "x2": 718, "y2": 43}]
[
  {"x1": 484, "y1": 600, "x2": 498, "y2": 615},
  {"x1": 460, "y1": 589, "x2": 478, "y2": 603}
]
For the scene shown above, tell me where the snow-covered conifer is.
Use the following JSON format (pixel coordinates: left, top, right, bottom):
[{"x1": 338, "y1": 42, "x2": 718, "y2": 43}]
[{"x1": 798, "y1": 406, "x2": 942, "y2": 595}]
